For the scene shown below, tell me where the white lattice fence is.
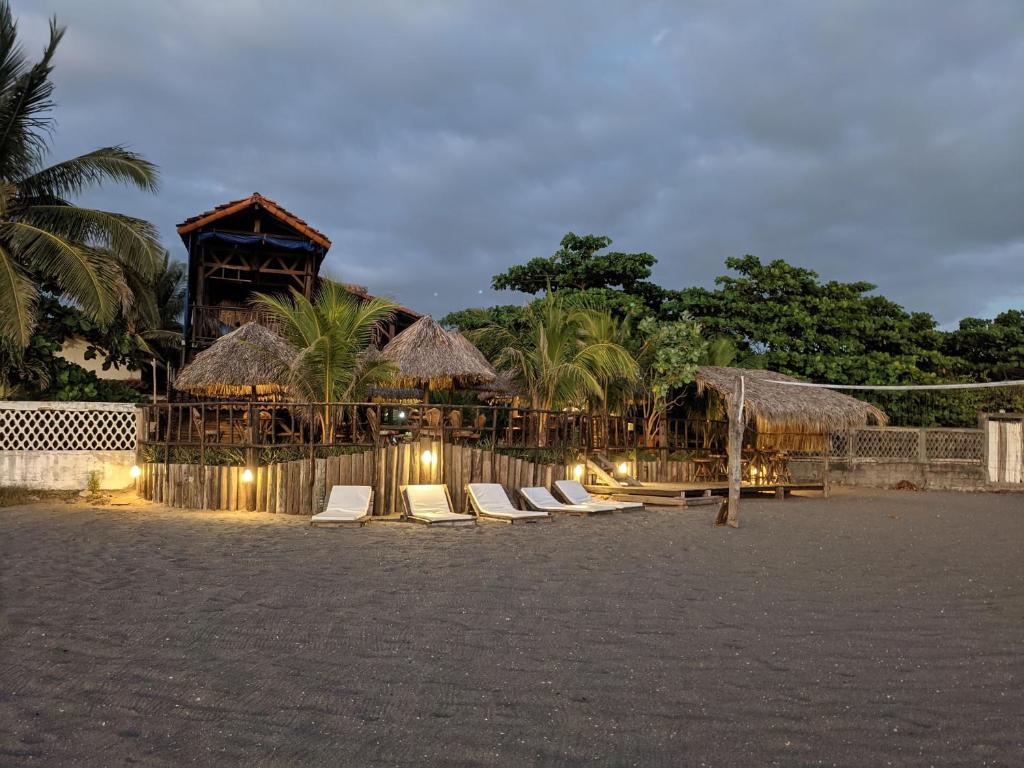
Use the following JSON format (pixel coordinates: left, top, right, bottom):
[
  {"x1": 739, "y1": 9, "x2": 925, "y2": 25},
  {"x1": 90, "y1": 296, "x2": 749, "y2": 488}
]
[
  {"x1": 0, "y1": 402, "x2": 137, "y2": 451},
  {"x1": 925, "y1": 429, "x2": 984, "y2": 461},
  {"x1": 833, "y1": 427, "x2": 983, "y2": 464},
  {"x1": 852, "y1": 428, "x2": 920, "y2": 460}
]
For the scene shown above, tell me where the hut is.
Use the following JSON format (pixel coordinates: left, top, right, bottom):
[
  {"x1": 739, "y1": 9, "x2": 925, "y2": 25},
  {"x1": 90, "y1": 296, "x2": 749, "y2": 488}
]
[
  {"x1": 379, "y1": 316, "x2": 496, "y2": 394},
  {"x1": 695, "y1": 366, "x2": 887, "y2": 451},
  {"x1": 174, "y1": 322, "x2": 295, "y2": 399},
  {"x1": 695, "y1": 366, "x2": 887, "y2": 527}
]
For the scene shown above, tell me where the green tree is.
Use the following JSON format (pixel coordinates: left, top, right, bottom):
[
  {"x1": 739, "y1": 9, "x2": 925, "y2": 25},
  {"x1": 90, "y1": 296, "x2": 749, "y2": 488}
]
[
  {"x1": 946, "y1": 310, "x2": 1024, "y2": 382},
  {"x1": 633, "y1": 315, "x2": 706, "y2": 445},
  {"x1": 491, "y1": 232, "x2": 681, "y2": 317},
  {"x1": 0, "y1": 5, "x2": 161, "y2": 349},
  {"x1": 252, "y1": 280, "x2": 397, "y2": 435},
  {"x1": 676, "y1": 255, "x2": 953, "y2": 385},
  {"x1": 472, "y1": 293, "x2": 637, "y2": 444}
]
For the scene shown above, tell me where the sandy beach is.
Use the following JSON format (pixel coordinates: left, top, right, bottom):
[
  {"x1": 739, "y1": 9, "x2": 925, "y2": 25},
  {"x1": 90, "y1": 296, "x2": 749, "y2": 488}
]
[{"x1": 1, "y1": 488, "x2": 1021, "y2": 766}]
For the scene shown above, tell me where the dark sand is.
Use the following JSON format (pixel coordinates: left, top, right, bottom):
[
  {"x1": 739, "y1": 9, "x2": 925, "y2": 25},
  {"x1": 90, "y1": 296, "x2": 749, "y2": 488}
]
[{"x1": 1, "y1": 488, "x2": 1021, "y2": 767}]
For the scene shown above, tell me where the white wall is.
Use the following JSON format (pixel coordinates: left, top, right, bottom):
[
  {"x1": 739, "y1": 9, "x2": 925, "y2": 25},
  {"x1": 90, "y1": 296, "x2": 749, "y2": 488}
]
[
  {"x1": 0, "y1": 450, "x2": 136, "y2": 490},
  {"x1": 57, "y1": 337, "x2": 142, "y2": 382}
]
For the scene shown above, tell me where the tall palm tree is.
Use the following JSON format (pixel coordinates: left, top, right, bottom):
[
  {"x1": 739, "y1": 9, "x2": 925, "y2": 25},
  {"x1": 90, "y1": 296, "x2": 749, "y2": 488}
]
[
  {"x1": 0, "y1": 5, "x2": 161, "y2": 349},
  {"x1": 252, "y1": 280, "x2": 398, "y2": 434},
  {"x1": 479, "y1": 293, "x2": 637, "y2": 445}
]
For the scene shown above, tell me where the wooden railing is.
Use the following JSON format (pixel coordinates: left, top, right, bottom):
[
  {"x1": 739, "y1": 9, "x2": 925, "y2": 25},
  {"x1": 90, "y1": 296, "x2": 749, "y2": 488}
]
[{"x1": 138, "y1": 402, "x2": 648, "y2": 458}]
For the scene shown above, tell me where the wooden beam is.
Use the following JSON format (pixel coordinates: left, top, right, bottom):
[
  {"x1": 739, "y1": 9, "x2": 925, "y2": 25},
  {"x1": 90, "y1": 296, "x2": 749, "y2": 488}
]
[{"x1": 716, "y1": 373, "x2": 744, "y2": 528}]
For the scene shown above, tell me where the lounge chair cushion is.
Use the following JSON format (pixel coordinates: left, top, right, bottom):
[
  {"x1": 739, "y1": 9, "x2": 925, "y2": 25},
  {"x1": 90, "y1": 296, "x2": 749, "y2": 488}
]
[
  {"x1": 519, "y1": 486, "x2": 616, "y2": 513},
  {"x1": 554, "y1": 479, "x2": 643, "y2": 511},
  {"x1": 554, "y1": 480, "x2": 593, "y2": 505},
  {"x1": 467, "y1": 484, "x2": 549, "y2": 520},
  {"x1": 312, "y1": 485, "x2": 371, "y2": 522},
  {"x1": 404, "y1": 485, "x2": 474, "y2": 522}
]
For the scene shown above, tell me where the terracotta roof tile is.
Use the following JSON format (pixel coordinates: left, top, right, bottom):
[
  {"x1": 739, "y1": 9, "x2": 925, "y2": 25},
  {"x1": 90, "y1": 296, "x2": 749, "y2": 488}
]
[{"x1": 176, "y1": 192, "x2": 331, "y2": 250}]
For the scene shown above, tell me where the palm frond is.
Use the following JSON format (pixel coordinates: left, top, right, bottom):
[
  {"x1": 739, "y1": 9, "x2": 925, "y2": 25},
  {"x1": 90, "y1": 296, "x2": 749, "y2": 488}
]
[
  {"x1": 0, "y1": 241, "x2": 35, "y2": 346},
  {"x1": 17, "y1": 204, "x2": 162, "y2": 278},
  {"x1": 0, "y1": 16, "x2": 62, "y2": 179},
  {"x1": 17, "y1": 145, "x2": 159, "y2": 197},
  {"x1": 1, "y1": 221, "x2": 118, "y2": 323}
]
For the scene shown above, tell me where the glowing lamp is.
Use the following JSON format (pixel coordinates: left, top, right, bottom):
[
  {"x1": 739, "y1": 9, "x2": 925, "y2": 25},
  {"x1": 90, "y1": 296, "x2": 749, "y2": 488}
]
[
  {"x1": 241, "y1": 468, "x2": 254, "y2": 483},
  {"x1": 397, "y1": 410, "x2": 406, "y2": 419},
  {"x1": 129, "y1": 464, "x2": 141, "y2": 478},
  {"x1": 421, "y1": 449, "x2": 435, "y2": 466},
  {"x1": 617, "y1": 462, "x2": 629, "y2": 475},
  {"x1": 572, "y1": 464, "x2": 584, "y2": 480}
]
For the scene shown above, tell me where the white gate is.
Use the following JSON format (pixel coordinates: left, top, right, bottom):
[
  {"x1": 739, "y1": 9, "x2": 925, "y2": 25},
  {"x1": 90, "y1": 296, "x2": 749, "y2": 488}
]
[{"x1": 985, "y1": 415, "x2": 1024, "y2": 484}]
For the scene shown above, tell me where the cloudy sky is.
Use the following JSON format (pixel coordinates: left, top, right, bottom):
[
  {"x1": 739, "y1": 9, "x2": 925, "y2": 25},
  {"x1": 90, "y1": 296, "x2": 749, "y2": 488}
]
[{"x1": 18, "y1": 0, "x2": 1024, "y2": 325}]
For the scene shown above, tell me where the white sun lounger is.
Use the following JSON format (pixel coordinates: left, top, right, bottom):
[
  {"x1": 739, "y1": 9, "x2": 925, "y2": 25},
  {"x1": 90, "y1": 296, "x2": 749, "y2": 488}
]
[
  {"x1": 401, "y1": 485, "x2": 476, "y2": 526},
  {"x1": 554, "y1": 479, "x2": 645, "y2": 511},
  {"x1": 519, "y1": 486, "x2": 617, "y2": 514},
  {"x1": 311, "y1": 485, "x2": 372, "y2": 527},
  {"x1": 466, "y1": 483, "x2": 551, "y2": 524}
]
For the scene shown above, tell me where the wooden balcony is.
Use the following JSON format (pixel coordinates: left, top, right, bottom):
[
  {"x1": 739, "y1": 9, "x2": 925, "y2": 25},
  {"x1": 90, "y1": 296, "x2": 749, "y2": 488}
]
[{"x1": 188, "y1": 305, "x2": 282, "y2": 346}]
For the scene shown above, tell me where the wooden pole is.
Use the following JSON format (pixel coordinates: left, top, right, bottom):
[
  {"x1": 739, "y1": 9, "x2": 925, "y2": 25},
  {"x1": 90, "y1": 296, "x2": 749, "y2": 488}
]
[{"x1": 717, "y1": 374, "x2": 744, "y2": 528}]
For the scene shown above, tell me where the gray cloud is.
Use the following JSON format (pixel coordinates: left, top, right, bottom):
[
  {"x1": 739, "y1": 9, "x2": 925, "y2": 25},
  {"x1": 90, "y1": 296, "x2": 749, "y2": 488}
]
[{"x1": 18, "y1": 0, "x2": 1024, "y2": 324}]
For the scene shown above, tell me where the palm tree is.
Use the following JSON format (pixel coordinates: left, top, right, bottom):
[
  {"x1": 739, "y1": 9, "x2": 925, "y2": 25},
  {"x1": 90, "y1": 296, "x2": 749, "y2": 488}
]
[
  {"x1": 251, "y1": 280, "x2": 398, "y2": 435},
  {"x1": 126, "y1": 252, "x2": 186, "y2": 400},
  {"x1": 0, "y1": 6, "x2": 161, "y2": 349},
  {"x1": 480, "y1": 293, "x2": 637, "y2": 445}
]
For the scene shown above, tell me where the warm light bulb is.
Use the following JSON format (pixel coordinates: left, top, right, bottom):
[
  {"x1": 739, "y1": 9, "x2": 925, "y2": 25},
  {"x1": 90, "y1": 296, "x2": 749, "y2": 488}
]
[
  {"x1": 617, "y1": 462, "x2": 629, "y2": 475},
  {"x1": 573, "y1": 464, "x2": 584, "y2": 479},
  {"x1": 421, "y1": 450, "x2": 435, "y2": 466},
  {"x1": 130, "y1": 464, "x2": 141, "y2": 478},
  {"x1": 241, "y1": 468, "x2": 254, "y2": 483}
]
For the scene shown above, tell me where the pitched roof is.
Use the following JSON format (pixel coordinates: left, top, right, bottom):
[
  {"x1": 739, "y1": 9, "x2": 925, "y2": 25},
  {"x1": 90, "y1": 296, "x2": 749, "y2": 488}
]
[{"x1": 176, "y1": 192, "x2": 332, "y2": 250}]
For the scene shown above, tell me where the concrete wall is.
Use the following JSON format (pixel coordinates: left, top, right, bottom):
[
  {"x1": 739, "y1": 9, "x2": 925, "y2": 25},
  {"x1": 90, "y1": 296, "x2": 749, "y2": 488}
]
[
  {"x1": 829, "y1": 459, "x2": 986, "y2": 491},
  {"x1": 0, "y1": 450, "x2": 136, "y2": 490},
  {"x1": 57, "y1": 338, "x2": 141, "y2": 382}
]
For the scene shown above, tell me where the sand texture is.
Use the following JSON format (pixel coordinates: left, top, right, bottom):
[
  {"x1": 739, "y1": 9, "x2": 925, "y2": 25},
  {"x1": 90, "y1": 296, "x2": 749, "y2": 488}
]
[{"x1": 1, "y1": 488, "x2": 1022, "y2": 766}]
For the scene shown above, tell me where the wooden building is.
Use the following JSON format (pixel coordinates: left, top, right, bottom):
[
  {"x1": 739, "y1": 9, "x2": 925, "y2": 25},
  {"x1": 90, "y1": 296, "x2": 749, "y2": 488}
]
[{"x1": 178, "y1": 193, "x2": 418, "y2": 363}]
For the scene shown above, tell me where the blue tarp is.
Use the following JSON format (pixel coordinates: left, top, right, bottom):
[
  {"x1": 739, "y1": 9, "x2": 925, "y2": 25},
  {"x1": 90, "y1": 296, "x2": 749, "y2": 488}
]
[{"x1": 196, "y1": 231, "x2": 319, "y2": 251}]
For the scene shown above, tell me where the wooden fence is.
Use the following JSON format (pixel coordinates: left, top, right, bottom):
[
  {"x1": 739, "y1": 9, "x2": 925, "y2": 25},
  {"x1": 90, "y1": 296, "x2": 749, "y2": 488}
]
[{"x1": 138, "y1": 440, "x2": 574, "y2": 516}]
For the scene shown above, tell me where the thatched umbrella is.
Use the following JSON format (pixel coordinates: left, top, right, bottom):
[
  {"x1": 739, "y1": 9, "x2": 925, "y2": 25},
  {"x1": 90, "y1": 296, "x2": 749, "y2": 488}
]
[
  {"x1": 174, "y1": 322, "x2": 295, "y2": 399},
  {"x1": 696, "y1": 366, "x2": 886, "y2": 448},
  {"x1": 696, "y1": 366, "x2": 888, "y2": 527},
  {"x1": 472, "y1": 370, "x2": 523, "y2": 403},
  {"x1": 379, "y1": 315, "x2": 496, "y2": 393}
]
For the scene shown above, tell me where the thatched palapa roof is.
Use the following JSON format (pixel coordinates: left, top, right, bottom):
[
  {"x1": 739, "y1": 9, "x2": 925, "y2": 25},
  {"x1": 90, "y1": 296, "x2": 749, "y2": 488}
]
[
  {"x1": 472, "y1": 370, "x2": 524, "y2": 403},
  {"x1": 379, "y1": 315, "x2": 496, "y2": 390},
  {"x1": 174, "y1": 322, "x2": 295, "y2": 398},
  {"x1": 696, "y1": 366, "x2": 886, "y2": 440}
]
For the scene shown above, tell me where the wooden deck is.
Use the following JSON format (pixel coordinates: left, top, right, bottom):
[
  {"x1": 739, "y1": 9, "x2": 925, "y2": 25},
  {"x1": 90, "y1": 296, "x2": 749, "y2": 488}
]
[{"x1": 586, "y1": 480, "x2": 825, "y2": 500}]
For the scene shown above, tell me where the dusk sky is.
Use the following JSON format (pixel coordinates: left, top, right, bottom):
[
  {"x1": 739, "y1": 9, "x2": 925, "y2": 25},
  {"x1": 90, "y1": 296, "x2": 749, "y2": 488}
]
[{"x1": 18, "y1": 0, "x2": 1024, "y2": 325}]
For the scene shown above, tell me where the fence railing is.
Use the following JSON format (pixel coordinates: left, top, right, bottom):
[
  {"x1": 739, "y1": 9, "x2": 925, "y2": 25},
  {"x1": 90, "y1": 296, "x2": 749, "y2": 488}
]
[
  {"x1": 0, "y1": 401, "x2": 137, "y2": 451},
  {"x1": 138, "y1": 402, "x2": 649, "y2": 458},
  {"x1": 831, "y1": 427, "x2": 984, "y2": 464}
]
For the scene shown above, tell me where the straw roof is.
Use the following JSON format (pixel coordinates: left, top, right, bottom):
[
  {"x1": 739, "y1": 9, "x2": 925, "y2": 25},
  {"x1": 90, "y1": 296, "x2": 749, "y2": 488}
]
[
  {"x1": 379, "y1": 315, "x2": 496, "y2": 390},
  {"x1": 472, "y1": 370, "x2": 524, "y2": 402},
  {"x1": 174, "y1": 323, "x2": 295, "y2": 398},
  {"x1": 696, "y1": 366, "x2": 887, "y2": 434}
]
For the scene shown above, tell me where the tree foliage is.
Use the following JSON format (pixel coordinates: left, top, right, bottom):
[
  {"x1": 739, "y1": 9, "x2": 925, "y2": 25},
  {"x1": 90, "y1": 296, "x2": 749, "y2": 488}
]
[
  {"x1": 490, "y1": 232, "x2": 680, "y2": 318},
  {"x1": 0, "y1": 3, "x2": 162, "y2": 348},
  {"x1": 675, "y1": 255, "x2": 954, "y2": 385},
  {"x1": 252, "y1": 280, "x2": 398, "y2": 434}
]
